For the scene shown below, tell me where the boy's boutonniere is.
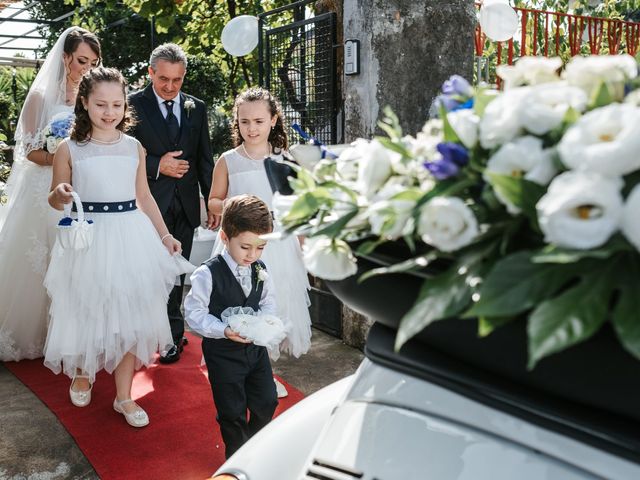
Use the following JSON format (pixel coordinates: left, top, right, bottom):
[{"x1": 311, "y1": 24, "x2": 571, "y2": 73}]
[
  {"x1": 184, "y1": 98, "x2": 196, "y2": 118},
  {"x1": 255, "y1": 264, "x2": 268, "y2": 284}
]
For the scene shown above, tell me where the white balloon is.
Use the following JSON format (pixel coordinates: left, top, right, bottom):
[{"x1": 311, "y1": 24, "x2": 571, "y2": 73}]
[
  {"x1": 221, "y1": 15, "x2": 259, "y2": 57},
  {"x1": 480, "y1": 1, "x2": 519, "y2": 42}
]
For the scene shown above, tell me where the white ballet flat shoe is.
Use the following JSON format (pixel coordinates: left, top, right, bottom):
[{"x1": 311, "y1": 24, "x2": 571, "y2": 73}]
[
  {"x1": 69, "y1": 374, "x2": 92, "y2": 407},
  {"x1": 274, "y1": 377, "x2": 288, "y2": 398},
  {"x1": 113, "y1": 398, "x2": 149, "y2": 428}
]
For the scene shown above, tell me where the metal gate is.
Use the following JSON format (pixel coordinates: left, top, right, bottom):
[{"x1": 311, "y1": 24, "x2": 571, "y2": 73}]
[{"x1": 259, "y1": 3, "x2": 338, "y2": 145}]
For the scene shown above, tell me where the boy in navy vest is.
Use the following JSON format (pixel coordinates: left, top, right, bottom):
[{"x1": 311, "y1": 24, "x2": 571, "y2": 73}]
[{"x1": 184, "y1": 194, "x2": 278, "y2": 459}]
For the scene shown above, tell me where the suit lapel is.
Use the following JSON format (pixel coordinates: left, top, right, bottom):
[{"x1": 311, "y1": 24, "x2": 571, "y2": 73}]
[{"x1": 141, "y1": 85, "x2": 173, "y2": 151}]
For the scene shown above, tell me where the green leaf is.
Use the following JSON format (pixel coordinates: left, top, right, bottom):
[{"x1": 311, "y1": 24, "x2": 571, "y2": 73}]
[
  {"x1": 532, "y1": 234, "x2": 633, "y2": 264},
  {"x1": 478, "y1": 316, "x2": 515, "y2": 337},
  {"x1": 0, "y1": 132, "x2": 6, "y2": 141},
  {"x1": 359, "y1": 251, "x2": 439, "y2": 282},
  {"x1": 439, "y1": 105, "x2": 462, "y2": 143},
  {"x1": 527, "y1": 261, "x2": 618, "y2": 368},
  {"x1": 377, "y1": 106, "x2": 402, "y2": 140},
  {"x1": 473, "y1": 88, "x2": 498, "y2": 117},
  {"x1": 376, "y1": 136, "x2": 412, "y2": 158},
  {"x1": 612, "y1": 254, "x2": 640, "y2": 360},
  {"x1": 312, "y1": 209, "x2": 359, "y2": 239},
  {"x1": 465, "y1": 251, "x2": 585, "y2": 318},
  {"x1": 395, "y1": 239, "x2": 498, "y2": 351},
  {"x1": 589, "y1": 80, "x2": 613, "y2": 109},
  {"x1": 395, "y1": 266, "x2": 473, "y2": 351},
  {"x1": 355, "y1": 238, "x2": 385, "y2": 256},
  {"x1": 486, "y1": 173, "x2": 546, "y2": 222},
  {"x1": 562, "y1": 106, "x2": 580, "y2": 125},
  {"x1": 283, "y1": 192, "x2": 320, "y2": 223}
]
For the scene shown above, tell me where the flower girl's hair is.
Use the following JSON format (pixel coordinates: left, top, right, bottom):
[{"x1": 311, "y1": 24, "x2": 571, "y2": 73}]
[
  {"x1": 71, "y1": 67, "x2": 135, "y2": 143},
  {"x1": 222, "y1": 194, "x2": 273, "y2": 239},
  {"x1": 231, "y1": 87, "x2": 288, "y2": 152}
]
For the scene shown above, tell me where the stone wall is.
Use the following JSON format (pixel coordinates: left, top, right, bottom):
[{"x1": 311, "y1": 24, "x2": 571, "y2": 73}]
[{"x1": 343, "y1": 0, "x2": 476, "y2": 140}]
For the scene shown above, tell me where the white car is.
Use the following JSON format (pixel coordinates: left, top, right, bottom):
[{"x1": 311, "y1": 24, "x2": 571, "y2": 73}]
[{"x1": 211, "y1": 321, "x2": 640, "y2": 480}]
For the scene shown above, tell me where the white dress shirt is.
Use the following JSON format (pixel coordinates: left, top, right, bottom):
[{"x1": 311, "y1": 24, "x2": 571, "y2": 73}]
[
  {"x1": 152, "y1": 87, "x2": 181, "y2": 126},
  {"x1": 184, "y1": 250, "x2": 277, "y2": 339}
]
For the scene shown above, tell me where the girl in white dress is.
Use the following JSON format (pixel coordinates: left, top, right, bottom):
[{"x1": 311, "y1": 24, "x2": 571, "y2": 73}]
[
  {"x1": 46, "y1": 67, "x2": 182, "y2": 428},
  {"x1": 0, "y1": 27, "x2": 101, "y2": 361},
  {"x1": 208, "y1": 88, "x2": 311, "y2": 362}
]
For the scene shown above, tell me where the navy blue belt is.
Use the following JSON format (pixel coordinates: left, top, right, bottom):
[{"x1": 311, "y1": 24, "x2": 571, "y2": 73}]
[{"x1": 72, "y1": 200, "x2": 137, "y2": 213}]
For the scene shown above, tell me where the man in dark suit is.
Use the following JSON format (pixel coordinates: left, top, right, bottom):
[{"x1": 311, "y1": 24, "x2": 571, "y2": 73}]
[{"x1": 129, "y1": 43, "x2": 215, "y2": 363}]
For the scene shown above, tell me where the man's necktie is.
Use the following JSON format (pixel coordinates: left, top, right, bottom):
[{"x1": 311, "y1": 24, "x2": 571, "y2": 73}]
[
  {"x1": 164, "y1": 100, "x2": 180, "y2": 145},
  {"x1": 236, "y1": 265, "x2": 253, "y2": 297}
]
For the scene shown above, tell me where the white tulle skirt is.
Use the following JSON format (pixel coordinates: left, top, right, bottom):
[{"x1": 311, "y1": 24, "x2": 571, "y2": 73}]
[
  {"x1": 211, "y1": 232, "x2": 312, "y2": 359},
  {"x1": 0, "y1": 162, "x2": 58, "y2": 361},
  {"x1": 43, "y1": 209, "x2": 177, "y2": 382}
]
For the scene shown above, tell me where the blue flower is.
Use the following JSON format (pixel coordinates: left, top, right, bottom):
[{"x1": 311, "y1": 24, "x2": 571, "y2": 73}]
[
  {"x1": 452, "y1": 98, "x2": 474, "y2": 111},
  {"x1": 423, "y1": 142, "x2": 470, "y2": 180},
  {"x1": 49, "y1": 113, "x2": 74, "y2": 139},
  {"x1": 442, "y1": 75, "x2": 473, "y2": 97}
]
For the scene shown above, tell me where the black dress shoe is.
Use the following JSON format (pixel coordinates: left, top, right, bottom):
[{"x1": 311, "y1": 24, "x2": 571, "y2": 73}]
[{"x1": 159, "y1": 338, "x2": 185, "y2": 364}]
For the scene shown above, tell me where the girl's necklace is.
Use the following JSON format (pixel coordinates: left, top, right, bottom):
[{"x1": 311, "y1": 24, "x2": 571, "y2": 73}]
[
  {"x1": 90, "y1": 132, "x2": 123, "y2": 145},
  {"x1": 241, "y1": 142, "x2": 271, "y2": 161}
]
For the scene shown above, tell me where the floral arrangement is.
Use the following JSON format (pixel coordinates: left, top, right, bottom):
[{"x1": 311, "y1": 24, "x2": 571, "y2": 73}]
[
  {"x1": 43, "y1": 111, "x2": 74, "y2": 154},
  {"x1": 274, "y1": 54, "x2": 640, "y2": 368},
  {"x1": 184, "y1": 98, "x2": 195, "y2": 117}
]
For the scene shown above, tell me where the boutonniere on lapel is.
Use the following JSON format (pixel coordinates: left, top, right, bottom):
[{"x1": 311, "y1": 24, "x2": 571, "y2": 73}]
[
  {"x1": 184, "y1": 98, "x2": 196, "y2": 118},
  {"x1": 255, "y1": 264, "x2": 268, "y2": 285}
]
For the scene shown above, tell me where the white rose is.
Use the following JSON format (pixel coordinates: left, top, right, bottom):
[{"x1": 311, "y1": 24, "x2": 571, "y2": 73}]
[
  {"x1": 479, "y1": 87, "x2": 529, "y2": 149},
  {"x1": 484, "y1": 136, "x2": 556, "y2": 214},
  {"x1": 447, "y1": 109, "x2": 479, "y2": 148},
  {"x1": 355, "y1": 139, "x2": 395, "y2": 198},
  {"x1": 367, "y1": 199, "x2": 416, "y2": 240},
  {"x1": 302, "y1": 236, "x2": 358, "y2": 280},
  {"x1": 557, "y1": 103, "x2": 640, "y2": 177},
  {"x1": 417, "y1": 197, "x2": 479, "y2": 252},
  {"x1": 536, "y1": 170, "x2": 623, "y2": 250},
  {"x1": 46, "y1": 136, "x2": 59, "y2": 154},
  {"x1": 621, "y1": 185, "x2": 640, "y2": 252},
  {"x1": 497, "y1": 56, "x2": 562, "y2": 89},
  {"x1": 564, "y1": 54, "x2": 637, "y2": 100},
  {"x1": 520, "y1": 83, "x2": 588, "y2": 135}
]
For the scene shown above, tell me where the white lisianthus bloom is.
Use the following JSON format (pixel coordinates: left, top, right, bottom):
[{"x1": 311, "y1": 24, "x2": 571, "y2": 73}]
[
  {"x1": 537, "y1": 171, "x2": 623, "y2": 249},
  {"x1": 557, "y1": 103, "x2": 640, "y2": 177},
  {"x1": 479, "y1": 87, "x2": 529, "y2": 149},
  {"x1": 302, "y1": 236, "x2": 358, "y2": 280},
  {"x1": 563, "y1": 54, "x2": 637, "y2": 100},
  {"x1": 497, "y1": 56, "x2": 562, "y2": 89},
  {"x1": 447, "y1": 109, "x2": 480, "y2": 148},
  {"x1": 484, "y1": 136, "x2": 556, "y2": 214},
  {"x1": 368, "y1": 199, "x2": 416, "y2": 240},
  {"x1": 622, "y1": 185, "x2": 640, "y2": 252},
  {"x1": 272, "y1": 192, "x2": 298, "y2": 224},
  {"x1": 520, "y1": 83, "x2": 588, "y2": 135},
  {"x1": 289, "y1": 144, "x2": 322, "y2": 171},
  {"x1": 352, "y1": 139, "x2": 396, "y2": 198},
  {"x1": 417, "y1": 197, "x2": 478, "y2": 252},
  {"x1": 335, "y1": 144, "x2": 360, "y2": 181}
]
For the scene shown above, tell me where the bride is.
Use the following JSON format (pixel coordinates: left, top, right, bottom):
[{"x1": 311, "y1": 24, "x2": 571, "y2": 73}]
[{"x1": 0, "y1": 27, "x2": 101, "y2": 361}]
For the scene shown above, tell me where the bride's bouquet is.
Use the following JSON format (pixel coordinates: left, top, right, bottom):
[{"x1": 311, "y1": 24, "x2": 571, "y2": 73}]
[
  {"x1": 275, "y1": 54, "x2": 640, "y2": 368},
  {"x1": 43, "y1": 111, "x2": 74, "y2": 154}
]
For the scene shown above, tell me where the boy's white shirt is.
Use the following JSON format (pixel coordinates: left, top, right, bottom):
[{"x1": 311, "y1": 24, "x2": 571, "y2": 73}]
[{"x1": 184, "y1": 249, "x2": 277, "y2": 339}]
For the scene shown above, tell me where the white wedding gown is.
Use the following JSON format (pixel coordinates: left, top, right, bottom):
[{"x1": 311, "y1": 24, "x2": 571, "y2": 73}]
[
  {"x1": 0, "y1": 104, "x2": 72, "y2": 361},
  {"x1": 211, "y1": 148, "x2": 312, "y2": 359}
]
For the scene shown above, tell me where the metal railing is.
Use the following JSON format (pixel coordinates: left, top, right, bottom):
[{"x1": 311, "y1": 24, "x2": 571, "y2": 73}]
[{"x1": 475, "y1": 4, "x2": 640, "y2": 85}]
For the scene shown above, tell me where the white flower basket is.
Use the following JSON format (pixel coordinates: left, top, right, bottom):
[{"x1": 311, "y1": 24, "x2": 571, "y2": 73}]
[{"x1": 56, "y1": 191, "x2": 94, "y2": 250}]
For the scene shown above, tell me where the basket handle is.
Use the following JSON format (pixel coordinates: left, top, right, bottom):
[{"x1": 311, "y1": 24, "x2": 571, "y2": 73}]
[{"x1": 62, "y1": 191, "x2": 85, "y2": 223}]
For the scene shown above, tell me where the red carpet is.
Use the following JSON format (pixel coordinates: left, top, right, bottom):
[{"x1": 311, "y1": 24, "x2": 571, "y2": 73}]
[{"x1": 4, "y1": 333, "x2": 304, "y2": 480}]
